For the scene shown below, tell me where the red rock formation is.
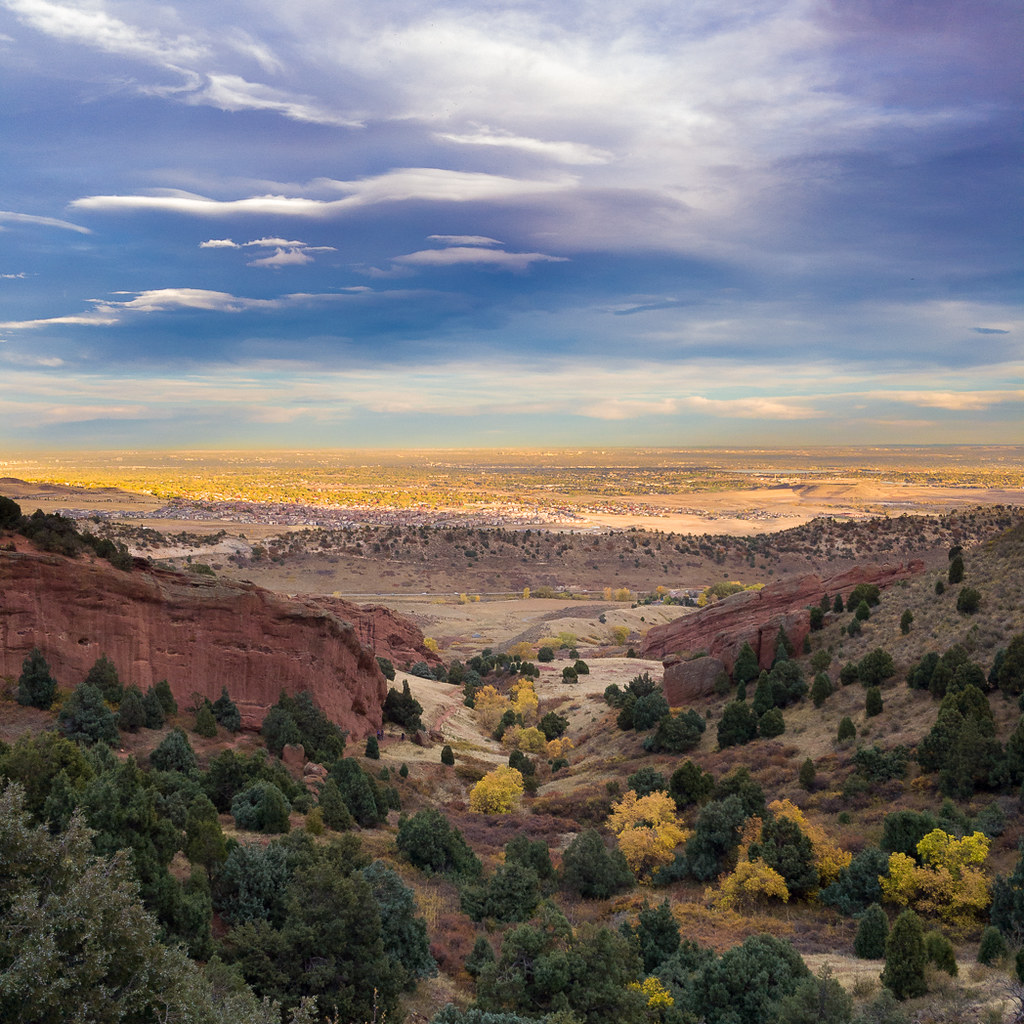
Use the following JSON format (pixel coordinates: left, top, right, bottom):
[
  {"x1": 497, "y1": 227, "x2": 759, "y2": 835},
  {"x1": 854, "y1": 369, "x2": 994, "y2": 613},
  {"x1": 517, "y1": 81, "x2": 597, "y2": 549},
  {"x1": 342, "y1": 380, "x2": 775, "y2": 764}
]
[
  {"x1": 315, "y1": 598, "x2": 441, "y2": 668},
  {"x1": 0, "y1": 544, "x2": 393, "y2": 738},
  {"x1": 663, "y1": 654, "x2": 727, "y2": 706},
  {"x1": 643, "y1": 561, "x2": 924, "y2": 677}
]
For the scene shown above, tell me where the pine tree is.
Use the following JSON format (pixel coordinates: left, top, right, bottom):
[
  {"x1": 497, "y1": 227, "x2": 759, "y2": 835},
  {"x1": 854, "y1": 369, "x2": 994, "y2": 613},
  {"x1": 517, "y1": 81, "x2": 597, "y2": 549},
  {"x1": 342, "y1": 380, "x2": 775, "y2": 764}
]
[
  {"x1": 212, "y1": 687, "x2": 241, "y2": 731},
  {"x1": 58, "y1": 683, "x2": 118, "y2": 746},
  {"x1": 837, "y1": 717, "x2": 856, "y2": 743},
  {"x1": 17, "y1": 648, "x2": 58, "y2": 710},
  {"x1": 194, "y1": 703, "x2": 217, "y2": 738},
  {"x1": 318, "y1": 777, "x2": 354, "y2": 831},
  {"x1": 82, "y1": 654, "x2": 122, "y2": 702},
  {"x1": 117, "y1": 685, "x2": 147, "y2": 732},
  {"x1": 881, "y1": 909, "x2": 927, "y2": 1000},
  {"x1": 798, "y1": 758, "x2": 816, "y2": 792},
  {"x1": 854, "y1": 903, "x2": 889, "y2": 958},
  {"x1": 440, "y1": 744, "x2": 455, "y2": 765},
  {"x1": 365, "y1": 735, "x2": 380, "y2": 759},
  {"x1": 141, "y1": 687, "x2": 165, "y2": 729}
]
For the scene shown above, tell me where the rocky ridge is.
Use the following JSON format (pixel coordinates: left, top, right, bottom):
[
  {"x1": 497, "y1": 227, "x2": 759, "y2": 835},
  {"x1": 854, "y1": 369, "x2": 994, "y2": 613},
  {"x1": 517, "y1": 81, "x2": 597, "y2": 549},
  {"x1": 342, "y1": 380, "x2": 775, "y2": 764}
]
[
  {"x1": 643, "y1": 561, "x2": 925, "y2": 704},
  {"x1": 0, "y1": 541, "x2": 434, "y2": 738}
]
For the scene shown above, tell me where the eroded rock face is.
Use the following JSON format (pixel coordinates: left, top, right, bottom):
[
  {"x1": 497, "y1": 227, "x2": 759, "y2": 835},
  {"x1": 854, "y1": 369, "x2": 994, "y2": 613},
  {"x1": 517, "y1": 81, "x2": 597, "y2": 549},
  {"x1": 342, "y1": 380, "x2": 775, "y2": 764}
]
[
  {"x1": 315, "y1": 599, "x2": 442, "y2": 669},
  {"x1": 643, "y1": 561, "x2": 925, "y2": 676},
  {"x1": 662, "y1": 654, "x2": 727, "y2": 705},
  {"x1": 0, "y1": 545, "x2": 392, "y2": 738}
]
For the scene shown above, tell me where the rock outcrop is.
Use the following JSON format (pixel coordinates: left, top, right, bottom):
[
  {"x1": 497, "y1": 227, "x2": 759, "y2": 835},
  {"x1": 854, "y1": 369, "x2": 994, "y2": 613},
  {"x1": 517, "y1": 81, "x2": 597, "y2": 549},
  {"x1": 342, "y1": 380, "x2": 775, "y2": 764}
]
[
  {"x1": 315, "y1": 598, "x2": 442, "y2": 669},
  {"x1": 645, "y1": 561, "x2": 925, "y2": 698},
  {"x1": 662, "y1": 654, "x2": 727, "y2": 705},
  {"x1": 0, "y1": 544, "x2": 397, "y2": 738}
]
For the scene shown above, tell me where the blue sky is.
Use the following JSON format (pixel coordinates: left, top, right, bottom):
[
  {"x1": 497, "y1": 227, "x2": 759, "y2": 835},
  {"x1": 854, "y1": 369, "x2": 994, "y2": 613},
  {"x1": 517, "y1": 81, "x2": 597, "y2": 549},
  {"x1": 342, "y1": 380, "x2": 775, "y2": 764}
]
[{"x1": 0, "y1": 0, "x2": 1020, "y2": 449}]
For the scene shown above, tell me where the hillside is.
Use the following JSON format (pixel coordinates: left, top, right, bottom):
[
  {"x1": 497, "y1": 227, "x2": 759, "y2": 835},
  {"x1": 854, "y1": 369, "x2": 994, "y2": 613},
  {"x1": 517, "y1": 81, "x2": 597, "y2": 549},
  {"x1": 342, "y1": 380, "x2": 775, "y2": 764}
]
[{"x1": 1, "y1": 500, "x2": 1023, "y2": 1023}]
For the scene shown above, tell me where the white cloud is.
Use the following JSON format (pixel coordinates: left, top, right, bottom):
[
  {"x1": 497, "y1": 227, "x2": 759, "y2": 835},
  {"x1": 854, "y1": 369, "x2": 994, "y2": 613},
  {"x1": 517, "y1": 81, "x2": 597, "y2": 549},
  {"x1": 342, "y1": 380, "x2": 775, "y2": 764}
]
[
  {"x1": 2, "y1": 0, "x2": 208, "y2": 64},
  {"x1": 427, "y1": 234, "x2": 502, "y2": 247},
  {"x1": 199, "y1": 238, "x2": 239, "y2": 248},
  {"x1": 73, "y1": 168, "x2": 577, "y2": 218},
  {"x1": 191, "y1": 74, "x2": 361, "y2": 127},
  {"x1": 437, "y1": 126, "x2": 612, "y2": 165},
  {"x1": 247, "y1": 248, "x2": 313, "y2": 268},
  {"x1": 0, "y1": 209, "x2": 91, "y2": 234},
  {"x1": 394, "y1": 245, "x2": 568, "y2": 270}
]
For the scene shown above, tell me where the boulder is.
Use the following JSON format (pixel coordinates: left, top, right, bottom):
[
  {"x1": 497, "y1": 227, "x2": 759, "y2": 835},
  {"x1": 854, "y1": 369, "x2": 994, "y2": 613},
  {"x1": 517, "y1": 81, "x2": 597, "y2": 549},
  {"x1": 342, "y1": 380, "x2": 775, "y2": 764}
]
[{"x1": 663, "y1": 655, "x2": 727, "y2": 705}]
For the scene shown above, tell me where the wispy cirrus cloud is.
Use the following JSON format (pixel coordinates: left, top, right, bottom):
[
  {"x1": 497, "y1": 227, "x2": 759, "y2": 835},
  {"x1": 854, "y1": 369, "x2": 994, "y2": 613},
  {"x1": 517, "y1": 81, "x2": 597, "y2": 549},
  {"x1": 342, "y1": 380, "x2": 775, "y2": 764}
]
[
  {"x1": 0, "y1": 286, "x2": 363, "y2": 330},
  {"x1": 393, "y1": 245, "x2": 567, "y2": 271},
  {"x1": 71, "y1": 168, "x2": 577, "y2": 218},
  {"x1": 0, "y1": 209, "x2": 91, "y2": 234},
  {"x1": 436, "y1": 126, "x2": 612, "y2": 165}
]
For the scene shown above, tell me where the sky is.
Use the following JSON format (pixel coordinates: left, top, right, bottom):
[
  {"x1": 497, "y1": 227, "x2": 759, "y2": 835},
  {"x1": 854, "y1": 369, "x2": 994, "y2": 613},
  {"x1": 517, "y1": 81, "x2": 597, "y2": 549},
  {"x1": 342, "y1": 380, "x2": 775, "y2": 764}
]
[{"x1": 0, "y1": 0, "x2": 1021, "y2": 450}]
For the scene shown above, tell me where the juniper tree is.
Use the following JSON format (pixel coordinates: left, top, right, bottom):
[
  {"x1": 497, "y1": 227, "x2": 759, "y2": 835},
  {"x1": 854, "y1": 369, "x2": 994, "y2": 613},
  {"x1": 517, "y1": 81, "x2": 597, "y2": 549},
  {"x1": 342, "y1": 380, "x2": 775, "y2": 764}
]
[{"x1": 16, "y1": 647, "x2": 57, "y2": 710}]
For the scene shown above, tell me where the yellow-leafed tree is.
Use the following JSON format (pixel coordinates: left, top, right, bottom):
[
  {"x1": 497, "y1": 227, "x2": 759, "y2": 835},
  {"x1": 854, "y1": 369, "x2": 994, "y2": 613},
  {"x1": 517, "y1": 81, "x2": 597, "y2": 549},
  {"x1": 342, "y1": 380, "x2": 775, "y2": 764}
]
[
  {"x1": 628, "y1": 977, "x2": 674, "y2": 1010},
  {"x1": 711, "y1": 858, "x2": 790, "y2": 911},
  {"x1": 511, "y1": 678, "x2": 539, "y2": 724},
  {"x1": 474, "y1": 685, "x2": 510, "y2": 734},
  {"x1": 607, "y1": 791, "x2": 688, "y2": 878},
  {"x1": 469, "y1": 765, "x2": 524, "y2": 814},
  {"x1": 879, "y1": 829, "x2": 991, "y2": 927}
]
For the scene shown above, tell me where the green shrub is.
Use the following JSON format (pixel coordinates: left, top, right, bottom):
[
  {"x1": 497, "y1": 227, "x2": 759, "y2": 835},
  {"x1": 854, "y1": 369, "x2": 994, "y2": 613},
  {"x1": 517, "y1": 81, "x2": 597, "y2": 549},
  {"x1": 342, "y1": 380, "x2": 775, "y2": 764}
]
[
  {"x1": 977, "y1": 925, "x2": 1007, "y2": 965},
  {"x1": 149, "y1": 727, "x2": 198, "y2": 774},
  {"x1": 82, "y1": 654, "x2": 122, "y2": 703},
  {"x1": 957, "y1": 587, "x2": 981, "y2": 614},
  {"x1": 900, "y1": 609, "x2": 913, "y2": 635},
  {"x1": 923, "y1": 930, "x2": 957, "y2": 976},
  {"x1": 211, "y1": 687, "x2": 241, "y2": 732},
  {"x1": 798, "y1": 758, "x2": 816, "y2": 792},
  {"x1": 811, "y1": 673, "x2": 832, "y2": 708},
  {"x1": 948, "y1": 554, "x2": 964, "y2": 584},
  {"x1": 230, "y1": 781, "x2": 291, "y2": 833},
  {"x1": 537, "y1": 646, "x2": 554, "y2": 663},
  {"x1": 837, "y1": 717, "x2": 856, "y2": 743},
  {"x1": 441, "y1": 744, "x2": 455, "y2": 766},
  {"x1": 365, "y1": 735, "x2": 380, "y2": 759}
]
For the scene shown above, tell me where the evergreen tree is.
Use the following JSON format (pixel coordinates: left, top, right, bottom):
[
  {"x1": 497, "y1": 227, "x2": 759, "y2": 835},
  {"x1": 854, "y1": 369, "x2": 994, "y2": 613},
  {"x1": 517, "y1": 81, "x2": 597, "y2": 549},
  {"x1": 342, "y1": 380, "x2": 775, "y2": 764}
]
[
  {"x1": 854, "y1": 903, "x2": 889, "y2": 958},
  {"x1": 16, "y1": 647, "x2": 57, "y2": 710},
  {"x1": 717, "y1": 700, "x2": 758, "y2": 748},
  {"x1": 732, "y1": 642, "x2": 760, "y2": 687},
  {"x1": 149, "y1": 728, "x2": 198, "y2": 774},
  {"x1": 881, "y1": 909, "x2": 927, "y2": 1000},
  {"x1": 441, "y1": 744, "x2": 455, "y2": 766},
  {"x1": 754, "y1": 815, "x2": 817, "y2": 898},
  {"x1": 837, "y1": 717, "x2": 856, "y2": 743},
  {"x1": 212, "y1": 687, "x2": 242, "y2": 732},
  {"x1": 759, "y1": 707, "x2": 785, "y2": 737},
  {"x1": 900, "y1": 609, "x2": 914, "y2": 635},
  {"x1": 231, "y1": 781, "x2": 291, "y2": 834},
  {"x1": 833, "y1": 594, "x2": 844, "y2": 613},
  {"x1": 811, "y1": 672, "x2": 832, "y2": 707},
  {"x1": 117, "y1": 684, "x2": 147, "y2": 732},
  {"x1": 865, "y1": 686, "x2": 883, "y2": 717},
  {"x1": 58, "y1": 683, "x2": 118, "y2": 746},
  {"x1": 977, "y1": 926, "x2": 1007, "y2": 965},
  {"x1": 184, "y1": 793, "x2": 228, "y2": 874},
  {"x1": 776, "y1": 964, "x2": 854, "y2": 1024},
  {"x1": 465, "y1": 935, "x2": 495, "y2": 977},
  {"x1": 561, "y1": 828, "x2": 633, "y2": 898},
  {"x1": 195, "y1": 703, "x2": 218, "y2": 738},
  {"x1": 798, "y1": 758, "x2": 816, "y2": 792},
  {"x1": 362, "y1": 860, "x2": 436, "y2": 987},
  {"x1": 669, "y1": 760, "x2": 715, "y2": 809},
  {"x1": 82, "y1": 654, "x2": 122, "y2": 703},
  {"x1": 948, "y1": 554, "x2": 964, "y2": 584},
  {"x1": 141, "y1": 687, "x2": 166, "y2": 729},
  {"x1": 365, "y1": 735, "x2": 380, "y2": 759},
  {"x1": 924, "y1": 930, "x2": 956, "y2": 976},
  {"x1": 152, "y1": 678, "x2": 177, "y2": 716},
  {"x1": 317, "y1": 777, "x2": 354, "y2": 831}
]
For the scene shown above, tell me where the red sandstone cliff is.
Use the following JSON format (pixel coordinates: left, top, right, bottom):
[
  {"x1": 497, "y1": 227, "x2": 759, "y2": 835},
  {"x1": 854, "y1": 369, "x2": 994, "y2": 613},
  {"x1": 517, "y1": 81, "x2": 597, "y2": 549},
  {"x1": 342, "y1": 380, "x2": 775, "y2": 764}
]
[
  {"x1": 315, "y1": 598, "x2": 442, "y2": 669},
  {"x1": 0, "y1": 543, "x2": 413, "y2": 738},
  {"x1": 643, "y1": 562, "x2": 924, "y2": 704}
]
